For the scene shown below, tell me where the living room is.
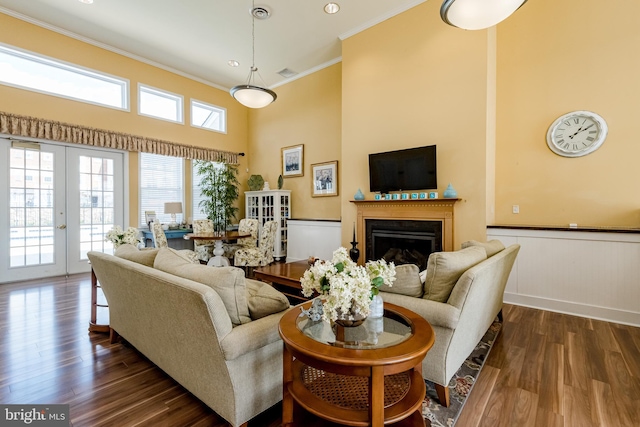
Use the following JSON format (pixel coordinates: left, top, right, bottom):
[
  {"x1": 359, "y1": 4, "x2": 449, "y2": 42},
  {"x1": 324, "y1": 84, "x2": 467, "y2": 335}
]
[{"x1": 0, "y1": 0, "x2": 639, "y2": 425}]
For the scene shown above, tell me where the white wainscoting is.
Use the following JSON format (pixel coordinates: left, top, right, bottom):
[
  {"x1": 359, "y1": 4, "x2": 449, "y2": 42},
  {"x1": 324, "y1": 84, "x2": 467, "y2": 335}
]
[
  {"x1": 488, "y1": 227, "x2": 640, "y2": 327},
  {"x1": 287, "y1": 220, "x2": 342, "y2": 262}
]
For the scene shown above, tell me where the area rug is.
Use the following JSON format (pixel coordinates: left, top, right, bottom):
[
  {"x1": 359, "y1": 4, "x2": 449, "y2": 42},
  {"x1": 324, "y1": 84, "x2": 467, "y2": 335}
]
[{"x1": 422, "y1": 319, "x2": 502, "y2": 427}]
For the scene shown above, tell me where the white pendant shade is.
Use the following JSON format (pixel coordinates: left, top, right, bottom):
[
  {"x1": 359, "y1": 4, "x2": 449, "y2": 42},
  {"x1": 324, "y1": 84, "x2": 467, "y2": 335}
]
[
  {"x1": 230, "y1": 84, "x2": 277, "y2": 109},
  {"x1": 441, "y1": 0, "x2": 527, "y2": 30}
]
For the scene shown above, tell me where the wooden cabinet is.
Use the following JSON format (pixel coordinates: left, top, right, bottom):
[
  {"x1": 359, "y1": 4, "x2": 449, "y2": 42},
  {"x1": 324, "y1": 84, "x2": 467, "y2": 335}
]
[{"x1": 245, "y1": 190, "x2": 291, "y2": 260}]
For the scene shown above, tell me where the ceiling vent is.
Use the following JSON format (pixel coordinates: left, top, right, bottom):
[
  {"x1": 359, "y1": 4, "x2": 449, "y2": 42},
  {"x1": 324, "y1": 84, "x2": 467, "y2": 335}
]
[
  {"x1": 277, "y1": 68, "x2": 298, "y2": 78},
  {"x1": 251, "y1": 6, "x2": 270, "y2": 20}
]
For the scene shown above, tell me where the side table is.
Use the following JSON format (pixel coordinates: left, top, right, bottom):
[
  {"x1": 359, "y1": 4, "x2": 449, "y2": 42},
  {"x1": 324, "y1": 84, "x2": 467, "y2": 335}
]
[
  {"x1": 88, "y1": 265, "x2": 110, "y2": 333},
  {"x1": 279, "y1": 301, "x2": 435, "y2": 427}
]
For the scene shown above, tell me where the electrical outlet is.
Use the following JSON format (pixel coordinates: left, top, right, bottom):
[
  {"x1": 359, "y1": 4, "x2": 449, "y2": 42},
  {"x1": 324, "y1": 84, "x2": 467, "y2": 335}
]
[{"x1": 512, "y1": 205, "x2": 520, "y2": 214}]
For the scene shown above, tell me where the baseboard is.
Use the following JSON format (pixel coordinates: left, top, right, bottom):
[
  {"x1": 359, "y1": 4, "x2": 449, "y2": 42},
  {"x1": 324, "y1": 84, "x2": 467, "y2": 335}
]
[{"x1": 504, "y1": 292, "x2": 640, "y2": 327}]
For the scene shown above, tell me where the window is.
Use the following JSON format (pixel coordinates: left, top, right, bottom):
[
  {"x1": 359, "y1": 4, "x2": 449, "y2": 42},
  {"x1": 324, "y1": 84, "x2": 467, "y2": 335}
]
[
  {"x1": 139, "y1": 153, "x2": 184, "y2": 226},
  {"x1": 138, "y1": 84, "x2": 183, "y2": 123},
  {"x1": 191, "y1": 99, "x2": 227, "y2": 133},
  {"x1": 192, "y1": 161, "x2": 224, "y2": 220},
  {"x1": 0, "y1": 43, "x2": 128, "y2": 110}
]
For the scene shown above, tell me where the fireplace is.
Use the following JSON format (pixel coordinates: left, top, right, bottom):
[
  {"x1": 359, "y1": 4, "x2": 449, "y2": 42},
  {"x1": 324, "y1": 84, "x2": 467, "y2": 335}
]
[
  {"x1": 366, "y1": 220, "x2": 442, "y2": 270},
  {"x1": 352, "y1": 198, "x2": 458, "y2": 265}
]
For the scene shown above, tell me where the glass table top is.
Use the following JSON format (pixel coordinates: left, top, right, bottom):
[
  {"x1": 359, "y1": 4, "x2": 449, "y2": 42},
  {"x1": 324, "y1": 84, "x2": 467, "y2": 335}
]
[{"x1": 296, "y1": 312, "x2": 413, "y2": 350}]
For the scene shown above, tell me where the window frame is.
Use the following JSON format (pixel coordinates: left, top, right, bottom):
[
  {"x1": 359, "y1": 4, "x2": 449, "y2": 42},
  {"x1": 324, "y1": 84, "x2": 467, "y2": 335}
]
[
  {"x1": 0, "y1": 42, "x2": 129, "y2": 111},
  {"x1": 137, "y1": 83, "x2": 184, "y2": 124},
  {"x1": 190, "y1": 99, "x2": 227, "y2": 134},
  {"x1": 138, "y1": 152, "x2": 185, "y2": 227}
]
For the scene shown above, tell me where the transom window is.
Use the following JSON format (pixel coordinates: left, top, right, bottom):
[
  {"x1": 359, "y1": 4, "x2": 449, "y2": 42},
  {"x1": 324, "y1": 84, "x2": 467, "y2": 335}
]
[
  {"x1": 0, "y1": 43, "x2": 128, "y2": 110},
  {"x1": 138, "y1": 84, "x2": 184, "y2": 123},
  {"x1": 191, "y1": 99, "x2": 227, "y2": 133}
]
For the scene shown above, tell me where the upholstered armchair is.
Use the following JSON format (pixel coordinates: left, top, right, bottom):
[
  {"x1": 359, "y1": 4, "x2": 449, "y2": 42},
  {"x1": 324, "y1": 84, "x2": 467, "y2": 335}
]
[
  {"x1": 150, "y1": 222, "x2": 200, "y2": 263},
  {"x1": 223, "y1": 218, "x2": 259, "y2": 259},
  {"x1": 234, "y1": 220, "x2": 278, "y2": 273},
  {"x1": 192, "y1": 219, "x2": 216, "y2": 261}
]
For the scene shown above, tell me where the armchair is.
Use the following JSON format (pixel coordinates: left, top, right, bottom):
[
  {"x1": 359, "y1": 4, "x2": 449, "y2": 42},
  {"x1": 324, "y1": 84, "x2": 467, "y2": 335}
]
[
  {"x1": 223, "y1": 218, "x2": 259, "y2": 259},
  {"x1": 150, "y1": 222, "x2": 200, "y2": 264},
  {"x1": 234, "y1": 220, "x2": 278, "y2": 274},
  {"x1": 192, "y1": 219, "x2": 216, "y2": 261}
]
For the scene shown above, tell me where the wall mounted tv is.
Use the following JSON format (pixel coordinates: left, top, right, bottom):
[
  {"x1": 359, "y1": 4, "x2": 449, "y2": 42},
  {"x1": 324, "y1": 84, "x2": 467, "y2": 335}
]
[{"x1": 369, "y1": 145, "x2": 437, "y2": 193}]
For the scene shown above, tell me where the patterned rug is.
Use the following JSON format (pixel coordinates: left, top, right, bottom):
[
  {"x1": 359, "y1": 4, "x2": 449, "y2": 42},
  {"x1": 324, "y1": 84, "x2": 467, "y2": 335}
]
[{"x1": 422, "y1": 319, "x2": 502, "y2": 427}]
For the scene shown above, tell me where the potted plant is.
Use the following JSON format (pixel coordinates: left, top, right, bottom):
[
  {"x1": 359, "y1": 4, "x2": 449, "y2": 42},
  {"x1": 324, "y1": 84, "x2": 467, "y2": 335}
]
[{"x1": 195, "y1": 161, "x2": 240, "y2": 232}]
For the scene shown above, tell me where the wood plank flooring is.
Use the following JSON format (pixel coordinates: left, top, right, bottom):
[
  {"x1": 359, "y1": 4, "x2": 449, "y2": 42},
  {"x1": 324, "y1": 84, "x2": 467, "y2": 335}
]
[{"x1": 1, "y1": 273, "x2": 639, "y2": 426}]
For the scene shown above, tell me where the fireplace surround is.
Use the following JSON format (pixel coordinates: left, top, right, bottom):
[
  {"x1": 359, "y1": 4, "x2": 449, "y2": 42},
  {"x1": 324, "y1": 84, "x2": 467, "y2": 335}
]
[{"x1": 351, "y1": 199, "x2": 458, "y2": 264}]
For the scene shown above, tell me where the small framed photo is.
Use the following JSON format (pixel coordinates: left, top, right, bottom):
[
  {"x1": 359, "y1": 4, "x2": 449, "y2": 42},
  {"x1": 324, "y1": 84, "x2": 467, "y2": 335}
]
[
  {"x1": 282, "y1": 144, "x2": 304, "y2": 177},
  {"x1": 144, "y1": 211, "x2": 156, "y2": 229},
  {"x1": 311, "y1": 160, "x2": 338, "y2": 197}
]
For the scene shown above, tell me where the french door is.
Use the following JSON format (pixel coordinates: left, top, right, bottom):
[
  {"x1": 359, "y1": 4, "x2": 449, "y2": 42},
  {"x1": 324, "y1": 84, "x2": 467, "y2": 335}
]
[{"x1": 0, "y1": 138, "x2": 126, "y2": 283}]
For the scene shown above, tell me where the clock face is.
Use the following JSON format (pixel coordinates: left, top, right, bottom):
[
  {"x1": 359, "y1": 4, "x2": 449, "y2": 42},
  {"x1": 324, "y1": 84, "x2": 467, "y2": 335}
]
[{"x1": 546, "y1": 111, "x2": 608, "y2": 157}]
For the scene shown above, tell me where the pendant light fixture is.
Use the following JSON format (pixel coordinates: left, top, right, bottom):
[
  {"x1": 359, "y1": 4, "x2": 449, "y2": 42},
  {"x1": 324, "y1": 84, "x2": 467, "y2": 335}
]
[
  {"x1": 440, "y1": 0, "x2": 527, "y2": 30},
  {"x1": 230, "y1": 1, "x2": 277, "y2": 108}
]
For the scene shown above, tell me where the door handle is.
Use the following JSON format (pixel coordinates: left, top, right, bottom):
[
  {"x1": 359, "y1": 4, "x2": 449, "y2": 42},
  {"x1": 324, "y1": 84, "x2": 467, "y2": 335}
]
[{"x1": 57, "y1": 224, "x2": 67, "y2": 230}]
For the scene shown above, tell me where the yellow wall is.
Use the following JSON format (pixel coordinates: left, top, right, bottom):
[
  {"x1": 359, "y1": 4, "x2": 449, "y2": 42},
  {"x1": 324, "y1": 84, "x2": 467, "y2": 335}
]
[
  {"x1": 495, "y1": 0, "x2": 640, "y2": 227},
  {"x1": 0, "y1": 12, "x2": 249, "y2": 226},
  {"x1": 341, "y1": 1, "x2": 491, "y2": 248},
  {"x1": 248, "y1": 64, "x2": 342, "y2": 220}
]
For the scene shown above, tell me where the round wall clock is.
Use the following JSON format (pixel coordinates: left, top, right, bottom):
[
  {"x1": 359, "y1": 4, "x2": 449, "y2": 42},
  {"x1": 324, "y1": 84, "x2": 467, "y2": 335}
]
[{"x1": 546, "y1": 110, "x2": 608, "y2": 157}]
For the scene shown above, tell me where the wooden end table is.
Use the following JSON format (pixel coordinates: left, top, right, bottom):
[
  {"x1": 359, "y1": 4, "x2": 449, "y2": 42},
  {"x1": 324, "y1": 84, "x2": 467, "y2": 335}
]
[
  {"x1": 254, "y1": 260, "x2": 311, "y2": 303},
  {"x1": 279, "y1": 301, "x2": 435, "y2": 427}
]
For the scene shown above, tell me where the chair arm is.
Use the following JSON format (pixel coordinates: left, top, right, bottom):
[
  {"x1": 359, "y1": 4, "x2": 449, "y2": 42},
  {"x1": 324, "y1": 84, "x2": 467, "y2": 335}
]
[
  {"x1": 380, "y1": 292, "x2": 461, "y2": 330},
  {"x1": 219, "y1": 309, "x2": 290, "y2": 360}
]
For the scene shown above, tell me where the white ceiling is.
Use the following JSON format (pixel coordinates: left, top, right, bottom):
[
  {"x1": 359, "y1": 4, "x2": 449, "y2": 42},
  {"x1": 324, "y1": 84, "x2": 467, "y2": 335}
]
[{"x1": 0, "y1": 0, "x2": 427, "y2": 90}]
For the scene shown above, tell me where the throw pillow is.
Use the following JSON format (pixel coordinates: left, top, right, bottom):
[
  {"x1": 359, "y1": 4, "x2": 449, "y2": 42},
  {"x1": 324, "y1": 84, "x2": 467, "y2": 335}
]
[
  {"x1": 114, "y1": 244, "x2": 159, "y2": 267},
  {"x1": 154, "y1": 248, "x2": 251, "y2": 326},
  {"x1": 461, "y1": 239, "x2": 505, "y2": 258},
  {"x1": 419, "y1": 268, "x2": 427, "y2": 284},
  {"x1": 423, "y1": 246, "x2": 487, "y2": 303},
  {"x1": 379, "y1": 264, "x2": 423, "y2": 297},
  {"x1": 245, "y1": 279, "x2": 290, "y2": 320}
]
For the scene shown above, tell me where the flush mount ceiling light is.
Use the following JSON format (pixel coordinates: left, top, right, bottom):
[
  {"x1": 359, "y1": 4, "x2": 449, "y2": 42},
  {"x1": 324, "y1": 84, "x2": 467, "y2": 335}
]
[
  {"x1": 230, "y1": 1, "x2": 277, "y2": 108},
  {"x1": 440, "y1": 0, "x2": 527, "y2": 30},
  {"x1": 324, "y1": 3, "x2": 340, "y2": 14}
]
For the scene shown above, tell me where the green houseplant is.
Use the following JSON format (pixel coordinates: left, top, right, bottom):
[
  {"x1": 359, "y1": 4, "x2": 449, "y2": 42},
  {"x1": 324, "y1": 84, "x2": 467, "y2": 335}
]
[{"x1": 195, "y1": 161, "x2": 240, "y2": 232}]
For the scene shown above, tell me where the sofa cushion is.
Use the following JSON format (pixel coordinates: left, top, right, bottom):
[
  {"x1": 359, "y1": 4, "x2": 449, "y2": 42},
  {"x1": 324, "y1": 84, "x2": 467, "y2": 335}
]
[
  {"x1": 461, "y1": 239, "x2": 505, "y2": 258},
  {"x1": 423, "y1": 246, "x2": 487, "y2": 303},
  {"x1": 380, "y1": 264, "x2": 423, "y2": 297},
  {"x1": 154, "y1": 248, "x2": 251, "y2": 325},
  {"x1": 114, "y1": 244, "x2": 159, "y2": 267},
  {"x1": 245, "y1": 279, "x2": 290, "y2": 320}
]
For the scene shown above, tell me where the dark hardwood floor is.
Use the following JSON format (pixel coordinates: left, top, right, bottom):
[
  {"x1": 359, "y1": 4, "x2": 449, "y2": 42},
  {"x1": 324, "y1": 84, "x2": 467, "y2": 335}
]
[{"x1": 1, "y1": 273, "x2": 638, "y2": 426}]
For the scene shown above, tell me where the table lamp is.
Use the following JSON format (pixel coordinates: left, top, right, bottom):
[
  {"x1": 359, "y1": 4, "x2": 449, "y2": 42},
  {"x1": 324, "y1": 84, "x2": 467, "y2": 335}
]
[{"x1": 164, "y1": 202, "x2": 182, "y2": 229}]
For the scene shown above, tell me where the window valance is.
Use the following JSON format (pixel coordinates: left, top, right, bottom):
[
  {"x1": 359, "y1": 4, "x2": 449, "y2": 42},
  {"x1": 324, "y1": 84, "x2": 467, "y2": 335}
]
[{"x1": 0, "y1": 111, "x2": 239, "y2": 164}]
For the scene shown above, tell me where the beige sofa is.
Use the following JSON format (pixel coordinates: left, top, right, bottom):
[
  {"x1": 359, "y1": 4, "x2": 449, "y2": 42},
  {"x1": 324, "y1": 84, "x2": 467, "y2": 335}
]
[
  {"x1": 379, "y1": 240, "x2": 520, "y2": 407},
  {"x1": 87, "y1": 245, "x2": 291, "y2": 427}
]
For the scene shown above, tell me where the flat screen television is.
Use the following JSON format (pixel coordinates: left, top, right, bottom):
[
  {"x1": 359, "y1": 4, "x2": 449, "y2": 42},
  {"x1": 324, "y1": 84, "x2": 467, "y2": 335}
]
[{"x1": 369, "y1": 145, "x2": 437, "y2": 193}]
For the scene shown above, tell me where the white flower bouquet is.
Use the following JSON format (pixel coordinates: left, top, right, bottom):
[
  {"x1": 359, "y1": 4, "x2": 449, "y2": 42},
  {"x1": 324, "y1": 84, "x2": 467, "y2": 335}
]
[
  {"x1": 105, "y1": 225, "x2": 141, "y2": 248},
  {"x1": 301, "y1": 247, "x2": 396, "y2": 323}
]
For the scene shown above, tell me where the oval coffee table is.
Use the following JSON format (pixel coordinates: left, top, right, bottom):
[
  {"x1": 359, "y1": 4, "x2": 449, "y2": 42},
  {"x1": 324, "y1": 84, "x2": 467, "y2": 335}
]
[{"x1": 279, "y1": 301, "x2": 435, "y2": 427}]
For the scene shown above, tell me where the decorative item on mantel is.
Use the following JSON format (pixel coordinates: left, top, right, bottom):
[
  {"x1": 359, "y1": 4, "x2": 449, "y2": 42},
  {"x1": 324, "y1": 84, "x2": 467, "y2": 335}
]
[
  {"x1": 349, "y1": 223, "x2": 360, "y2": 263},
  {"x1": 354, "y1": 188, "x2": 365, "y2": 200},
  {"x1": 443, "y1": 183, "x2": 458, "y2": 198},
  {"x1": 300, "y1": 247, "x2": 396, "y2": 327}
]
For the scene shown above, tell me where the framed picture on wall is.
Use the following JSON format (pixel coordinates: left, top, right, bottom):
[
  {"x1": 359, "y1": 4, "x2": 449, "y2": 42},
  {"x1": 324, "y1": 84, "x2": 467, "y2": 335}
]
[
  {"x1": 281, "y1": 144, "x2": 304, "y2": 177},
  {"x1": 311, "y1": 160, "x2": 338, "y2": 197}
]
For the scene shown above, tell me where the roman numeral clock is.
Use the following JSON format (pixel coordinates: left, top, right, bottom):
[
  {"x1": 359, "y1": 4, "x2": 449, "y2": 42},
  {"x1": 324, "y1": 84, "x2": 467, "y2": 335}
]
[{"x1": 546, "y1": 110, "x2": 608, "y2": 157}]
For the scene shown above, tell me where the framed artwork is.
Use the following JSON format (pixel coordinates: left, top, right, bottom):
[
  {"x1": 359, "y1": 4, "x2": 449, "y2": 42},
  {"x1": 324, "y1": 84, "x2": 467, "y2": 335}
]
[
  {"x1": 311, "y1": 160, "x2": 338, "y2": 197},
  {"x1": 144, "y1": 211, "x2": 156, "y2": 229},
  {"x1": 281, "y1": 144, "x2": 304, "y2": 177}
]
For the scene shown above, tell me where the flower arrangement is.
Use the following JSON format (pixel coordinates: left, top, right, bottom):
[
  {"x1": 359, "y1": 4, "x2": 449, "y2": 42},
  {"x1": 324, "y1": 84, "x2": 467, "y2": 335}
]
[
  {"x1": 301, "y1": 247, "x2": 396, "y2": 323},
  {"x1": 105, "y1": 225, "x2": 141, "y2": 248}
]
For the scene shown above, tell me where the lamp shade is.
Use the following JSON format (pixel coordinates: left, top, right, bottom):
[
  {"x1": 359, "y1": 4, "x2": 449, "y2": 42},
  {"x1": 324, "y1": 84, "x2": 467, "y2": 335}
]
[
  {"x1": 440, "y1": 0, "x2": 527, "y2": 30},
  {"x1": 230, "y1": 84, "x2": 277, "y2": 109},
  {"x1": 164, "y1": 202, "x2": 183, "y2": 214}
]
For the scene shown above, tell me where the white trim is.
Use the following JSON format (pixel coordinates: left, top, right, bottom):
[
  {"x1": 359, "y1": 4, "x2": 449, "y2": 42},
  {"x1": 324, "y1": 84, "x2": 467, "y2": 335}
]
[
  {"x1": 338, "y1": 0, "x2": 427, "y2": 40},
  {"x1": 190, "y1": 98, "x2": 227, "y2": 134},
  {"x1": 137, "y1": 83, "x2": 184, "y2": 124},
  {"x1": 270, "y1": 57, "x2": 342, "y2": 89}
]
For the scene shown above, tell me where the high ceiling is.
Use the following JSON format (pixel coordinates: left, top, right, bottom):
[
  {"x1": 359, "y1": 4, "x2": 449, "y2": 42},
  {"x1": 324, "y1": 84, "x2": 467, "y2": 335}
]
[{"x1": 0, "y1": 0, "x2": 427, "y2": 90}]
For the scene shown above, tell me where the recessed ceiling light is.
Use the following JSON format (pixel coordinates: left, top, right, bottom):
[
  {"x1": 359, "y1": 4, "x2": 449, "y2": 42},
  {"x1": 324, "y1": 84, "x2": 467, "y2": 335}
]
[
  {"x1": 78, "y1": 0, "x2": 94, "y2": 4},
  {"x1": 228, "y1": 60, "x2": 239, "y2": 67},
  {"x1": 324, "y1": 3, "x2": 340, "y2": 14}
]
